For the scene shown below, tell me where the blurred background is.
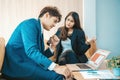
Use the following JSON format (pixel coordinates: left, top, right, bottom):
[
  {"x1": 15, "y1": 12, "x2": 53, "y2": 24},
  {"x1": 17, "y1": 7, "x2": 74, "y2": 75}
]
[{"x1": 0, "y1": 0, "x2": 120, "y2": 58}]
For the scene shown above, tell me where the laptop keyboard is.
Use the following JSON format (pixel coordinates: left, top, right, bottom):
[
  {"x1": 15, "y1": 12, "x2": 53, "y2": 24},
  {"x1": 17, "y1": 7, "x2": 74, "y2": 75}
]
[{"x1": 77, "y1": 64, "x2": 91, "y2": 69}]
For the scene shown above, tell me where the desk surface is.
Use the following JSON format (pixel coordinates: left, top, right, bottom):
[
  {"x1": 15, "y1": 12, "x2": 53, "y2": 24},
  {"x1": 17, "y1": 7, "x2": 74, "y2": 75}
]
[{"x1": 66, "y1": 61, "x2": 120, "y2": 80}]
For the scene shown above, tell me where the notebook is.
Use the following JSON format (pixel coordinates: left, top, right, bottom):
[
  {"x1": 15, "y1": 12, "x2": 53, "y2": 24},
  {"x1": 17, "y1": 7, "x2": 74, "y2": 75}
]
[{"x1": 76, "y1": 49, "x2": 110, "y2": 70}]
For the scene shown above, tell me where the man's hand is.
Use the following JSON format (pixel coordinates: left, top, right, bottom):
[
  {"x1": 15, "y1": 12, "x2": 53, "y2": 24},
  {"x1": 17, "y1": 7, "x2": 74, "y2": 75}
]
[
  {"x1": 50, "y1": 35, "x2": 60, "y2": 50},
  {"x1": 53, "y1": 65, "x2": 73, "y2": 79}
]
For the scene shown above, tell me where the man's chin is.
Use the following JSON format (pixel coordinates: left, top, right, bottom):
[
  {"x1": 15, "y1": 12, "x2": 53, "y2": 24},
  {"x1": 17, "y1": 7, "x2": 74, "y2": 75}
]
[
  {"x1": 44, "y1": 28, "x2": 50, "y2": 31},
  {"x1": 46, "y1": 28, "x2": 50, "y2": 31}
]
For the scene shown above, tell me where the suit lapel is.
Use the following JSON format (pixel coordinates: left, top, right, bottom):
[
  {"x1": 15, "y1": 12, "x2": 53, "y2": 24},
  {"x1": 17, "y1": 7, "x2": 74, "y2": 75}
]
[
  {"x1": 41, "y1": 33, "x2": 44, "y2": 53},
  {"x1": 37, "y1": 19, "x2": 44, "y2": 53}
]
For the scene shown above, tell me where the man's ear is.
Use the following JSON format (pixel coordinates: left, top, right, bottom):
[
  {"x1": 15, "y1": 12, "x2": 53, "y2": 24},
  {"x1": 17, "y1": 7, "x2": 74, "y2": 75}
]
[{"x1": 45, "y1": 12, "x2": 50, "y2": 18}]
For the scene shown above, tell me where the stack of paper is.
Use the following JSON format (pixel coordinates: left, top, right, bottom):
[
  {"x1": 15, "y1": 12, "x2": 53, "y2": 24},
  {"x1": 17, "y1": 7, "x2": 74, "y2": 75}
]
[{"x1": 80, "y1": 70, "x2": 116, "y2": 79}]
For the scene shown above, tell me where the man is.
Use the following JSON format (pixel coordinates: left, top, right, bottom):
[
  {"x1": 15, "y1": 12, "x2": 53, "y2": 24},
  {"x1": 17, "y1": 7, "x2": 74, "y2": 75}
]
[{"x1": 1, "y1": 6, "x2": 71, "y2": 80}]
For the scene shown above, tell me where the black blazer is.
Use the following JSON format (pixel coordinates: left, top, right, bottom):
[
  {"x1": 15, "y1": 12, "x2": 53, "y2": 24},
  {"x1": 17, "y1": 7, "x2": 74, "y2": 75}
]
[{"x1": 55, "y1": 27, "x2": 90, "y2": 63}]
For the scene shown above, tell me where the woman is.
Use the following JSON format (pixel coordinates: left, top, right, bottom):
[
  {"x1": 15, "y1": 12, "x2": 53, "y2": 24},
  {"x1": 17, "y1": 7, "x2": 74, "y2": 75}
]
[{"x1": 49, "y1": 12, "x2": 93, "y2": 65}]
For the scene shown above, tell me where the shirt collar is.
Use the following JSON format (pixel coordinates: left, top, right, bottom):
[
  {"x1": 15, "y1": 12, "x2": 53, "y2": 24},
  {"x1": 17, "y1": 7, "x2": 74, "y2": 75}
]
[{"x1": 41, "y1": 23, "x2": 44, "y2": 33}]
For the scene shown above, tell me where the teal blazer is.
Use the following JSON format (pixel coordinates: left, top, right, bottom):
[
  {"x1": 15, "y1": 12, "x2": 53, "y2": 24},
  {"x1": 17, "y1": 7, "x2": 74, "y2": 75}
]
[{"x1": 2, "y1": 18, "x2": 54, "y2": 79}]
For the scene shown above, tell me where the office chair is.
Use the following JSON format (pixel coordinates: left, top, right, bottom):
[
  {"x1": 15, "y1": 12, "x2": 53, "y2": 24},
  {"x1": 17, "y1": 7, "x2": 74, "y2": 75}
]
[{"x1": 0, "y1": 37, "x2": 6, "y2": 80}]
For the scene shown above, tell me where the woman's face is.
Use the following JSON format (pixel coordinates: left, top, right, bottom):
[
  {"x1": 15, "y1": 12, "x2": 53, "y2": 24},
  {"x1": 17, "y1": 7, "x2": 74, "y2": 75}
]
[{"x1": 65, "y1": 15, "x2": 75, "y2": 29}]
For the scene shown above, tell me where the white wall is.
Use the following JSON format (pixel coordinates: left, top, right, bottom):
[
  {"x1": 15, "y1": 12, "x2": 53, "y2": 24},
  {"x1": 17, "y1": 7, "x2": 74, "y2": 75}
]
[
  {"x1": 0, "y1": 0, "x2": 83, "y2": 43},
  {"x1": 84, "y1": 0, "x2": 120, "y2": 58},
  {"x1": 96, "y1": 0, "x2": 120, "y2": 58},
  {"x1": 83, "y1": 0, "x2": 96, "y2": 39}
]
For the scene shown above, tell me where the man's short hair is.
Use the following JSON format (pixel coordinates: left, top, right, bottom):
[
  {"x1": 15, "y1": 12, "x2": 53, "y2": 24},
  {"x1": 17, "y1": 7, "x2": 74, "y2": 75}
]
[{"x1": 38, "y1": 6, "x2": 62, "y2": 22}]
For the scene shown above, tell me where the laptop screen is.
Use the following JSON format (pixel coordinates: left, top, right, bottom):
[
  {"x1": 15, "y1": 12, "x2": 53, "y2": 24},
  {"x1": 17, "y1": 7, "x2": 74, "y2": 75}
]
[
  {"x1": 91, "y1": 53, "x2": 105, "y2": 65},
  {"x1": 89, "y1": 49, "x2": 110, "y2": 68}
]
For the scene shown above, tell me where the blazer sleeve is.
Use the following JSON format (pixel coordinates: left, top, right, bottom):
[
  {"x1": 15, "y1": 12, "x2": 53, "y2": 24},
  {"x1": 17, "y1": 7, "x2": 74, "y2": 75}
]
[
  {"x1": 21, "y1": 20, "x2": 52, "y2": 70},
  {"x1": 43, "y1": 48, "x2": 53, "y2": 58},
  {"x1": 77, "y1": 30, "x2": 90, "y2": 55}
]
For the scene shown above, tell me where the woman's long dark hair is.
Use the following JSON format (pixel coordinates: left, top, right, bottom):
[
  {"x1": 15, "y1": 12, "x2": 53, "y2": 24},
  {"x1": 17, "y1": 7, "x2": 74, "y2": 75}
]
[{"x1": 60, "y1": 11, "x2": 83, "y2": 40}]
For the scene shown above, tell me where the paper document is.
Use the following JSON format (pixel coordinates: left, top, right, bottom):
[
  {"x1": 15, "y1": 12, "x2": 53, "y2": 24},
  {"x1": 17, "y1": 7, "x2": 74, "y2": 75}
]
[{"x1": 80, "y1": 70, "x2": 115, "y2": 79}]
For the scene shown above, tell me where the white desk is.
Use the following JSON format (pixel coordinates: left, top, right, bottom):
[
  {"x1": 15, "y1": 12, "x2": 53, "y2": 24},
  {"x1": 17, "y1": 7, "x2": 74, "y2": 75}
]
[{"x1": 66, "y1": 61, "x2": 120, "y2": 80}]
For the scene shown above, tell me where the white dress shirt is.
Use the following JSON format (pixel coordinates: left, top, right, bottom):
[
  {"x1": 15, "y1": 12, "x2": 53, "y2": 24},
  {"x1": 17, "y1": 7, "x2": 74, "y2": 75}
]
[{"x1": 40, "y1": 23, "x2": 56, "y2": 71}]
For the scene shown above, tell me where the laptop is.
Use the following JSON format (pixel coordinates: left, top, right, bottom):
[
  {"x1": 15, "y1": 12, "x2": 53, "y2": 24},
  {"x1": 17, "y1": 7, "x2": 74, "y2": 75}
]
[{"x1": 75, "y1": 49, "x2": 110, "y2": 70}]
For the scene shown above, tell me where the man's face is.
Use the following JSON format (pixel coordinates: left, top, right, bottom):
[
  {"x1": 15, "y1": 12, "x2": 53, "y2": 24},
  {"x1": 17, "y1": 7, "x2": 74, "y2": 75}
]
[{"x1": 43, "y1": 14, "x2": 59, "y2": 31}]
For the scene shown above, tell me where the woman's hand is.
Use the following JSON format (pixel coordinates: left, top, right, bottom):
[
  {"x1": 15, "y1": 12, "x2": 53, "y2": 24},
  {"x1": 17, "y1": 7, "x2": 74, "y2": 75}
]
[{"x1": 86, "y1": 37, "x2": 96, "y2": 45}]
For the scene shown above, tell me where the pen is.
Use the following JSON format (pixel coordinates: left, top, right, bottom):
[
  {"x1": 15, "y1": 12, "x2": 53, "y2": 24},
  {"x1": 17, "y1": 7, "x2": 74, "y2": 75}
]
[
  {"x1": 87, "y1": 71, "x2": 97, "y2": 73},
  {"x1": 72, "y1": 70, "x2": 96, "y2": 72},
  {"x1": 87, "y1": 71, "x2": 100, "y2": 75}
]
